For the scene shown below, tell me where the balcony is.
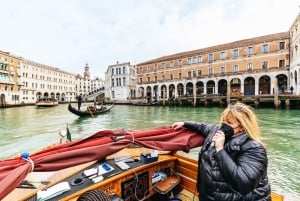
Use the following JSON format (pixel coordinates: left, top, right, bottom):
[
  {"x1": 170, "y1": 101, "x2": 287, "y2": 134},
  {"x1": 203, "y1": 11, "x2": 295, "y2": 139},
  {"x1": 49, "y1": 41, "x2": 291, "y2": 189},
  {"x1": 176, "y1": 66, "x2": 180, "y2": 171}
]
[{"x1": 0, "y1": 69, "x2": 9, "y2": 74}]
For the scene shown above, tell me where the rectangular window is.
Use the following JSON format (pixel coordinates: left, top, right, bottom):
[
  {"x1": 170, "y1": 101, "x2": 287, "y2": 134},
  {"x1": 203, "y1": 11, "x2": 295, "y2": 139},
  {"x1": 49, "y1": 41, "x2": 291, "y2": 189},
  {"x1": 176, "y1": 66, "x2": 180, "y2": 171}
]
[
  {"x1": 262, "y1": 61, "x2": 268, "y2": 69},
  {"x1": 279, "y1": 60, "x2": 285, "y2": 68},
  {"x1": 198, "y1": 70, "x2": 202, "y2": 76},
  {"x1": 154, "y1": 64, "x2": 157, "y2": 72},
  {"x1": 178, "y1": 59, "x2": 182, "y2": 66},
  {"x1": 188, "y1": 58, "x2": 192, "y2": 64},
  {"x1": 220, "y1": 66, "x2": 225, "y2": 74},
  {"x1": 247, "y1": 63, "x2": 253, "y2": 71},
  {"x1": 279, "y1": 42, "x2": 285, "y2": 50},
  {"x1": 247, "y1": 47, "x2": 253, "y2": 55},
  {"x1": 233, "y1": 49, "x2": 239, "y2": 57},
  {"x1": 147, "y1": 65, "x2": 150, "y2": 72},
  {"x1": 262, "y1": 44, "x2": 269, "y2": 53},
  {"x1": 111, "y1": 79, "x2": 115, "y2": 87},
  {"x1": 162, "y1": 75, "x2": 165, "y2": 81},
  {"x1": 193, "y1": 71, "x2": 196, "y2": 77},
  {"x1": 155, "y1": 76, "x2": 157, "y2": 82},
  {"x1": 209, "y1": 68, "x2": 213, "y2": 75},
  {"x1": 162, "y1": 62, "x2": 166, "y2": 69},
  {"x1": 147, "y1": 77, "x2": 150, "y2": 83},
  {"x1": 220, "y1": 51, "x2": 226, "y2": 60},
  {"x1": 170, "y1": 60, "x2": 174, "y2": 67},
  {"x1": 208, "y1": 54, "x2": 214, "y2": 62},
  {"x1": 170, "y1": 74, "x2": 173, "y2": 80},
  {"x1": 139, "y1": 67, "x2": 143, "y2": 73},
  {"x1": 198, "y1": 56, "x2": 202, "y2": 63},
  {"x1": 179, "y1": 73, "x2": 182, "y2": 79},
  {"x1": 193, "y1": 57, "x2": 197, "y2": 64},
  {"x1": 233, "y1": 65, "x2": 239, "y2": 72}
]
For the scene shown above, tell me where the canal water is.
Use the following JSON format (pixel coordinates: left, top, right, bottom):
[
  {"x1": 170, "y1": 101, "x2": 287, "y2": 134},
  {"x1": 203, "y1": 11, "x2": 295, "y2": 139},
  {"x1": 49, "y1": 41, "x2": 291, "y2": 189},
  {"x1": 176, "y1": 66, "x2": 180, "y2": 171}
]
[{"x1": 0, "y1": 104, "x2": 299, "y2": 199}]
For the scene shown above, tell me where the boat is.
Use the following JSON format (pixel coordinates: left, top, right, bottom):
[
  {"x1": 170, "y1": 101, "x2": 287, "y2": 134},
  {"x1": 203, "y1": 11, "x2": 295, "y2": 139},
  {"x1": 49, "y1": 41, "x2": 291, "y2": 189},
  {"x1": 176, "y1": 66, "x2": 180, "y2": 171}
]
[
  {"x1": 1, "y1": 126, "x2": 285, "y2": 201},
  {"x1": 68, "y1": 103, "x2": 113, "y2": 117},
  {"x1": 35, "y1": 97, "x2": 59, "y2": 107},
  {"x1": 131, "y1": 101, "x2": 157, "y2": 106}
]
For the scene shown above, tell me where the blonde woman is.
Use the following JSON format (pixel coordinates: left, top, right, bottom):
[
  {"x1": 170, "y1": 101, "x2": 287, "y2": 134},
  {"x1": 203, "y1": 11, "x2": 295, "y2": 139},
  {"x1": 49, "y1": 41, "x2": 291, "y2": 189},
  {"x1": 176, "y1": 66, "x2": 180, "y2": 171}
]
[{"x1": 172, "y1": 102, "x2": 271, "y2": 201}]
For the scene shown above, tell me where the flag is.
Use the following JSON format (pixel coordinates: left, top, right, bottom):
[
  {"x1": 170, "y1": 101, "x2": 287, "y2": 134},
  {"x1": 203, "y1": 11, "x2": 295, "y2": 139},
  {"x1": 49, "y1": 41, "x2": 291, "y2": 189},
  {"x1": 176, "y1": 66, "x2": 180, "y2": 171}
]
[{"x1": 67, "y1": 127, "x2": 72, "y2": 142}]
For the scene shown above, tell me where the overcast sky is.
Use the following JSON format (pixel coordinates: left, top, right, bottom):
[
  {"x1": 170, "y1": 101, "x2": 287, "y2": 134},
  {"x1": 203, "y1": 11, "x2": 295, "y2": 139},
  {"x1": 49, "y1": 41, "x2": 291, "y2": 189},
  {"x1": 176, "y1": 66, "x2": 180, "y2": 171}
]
[{"x1": 1, "y1": 0, "x2": 299, "y2": 78}]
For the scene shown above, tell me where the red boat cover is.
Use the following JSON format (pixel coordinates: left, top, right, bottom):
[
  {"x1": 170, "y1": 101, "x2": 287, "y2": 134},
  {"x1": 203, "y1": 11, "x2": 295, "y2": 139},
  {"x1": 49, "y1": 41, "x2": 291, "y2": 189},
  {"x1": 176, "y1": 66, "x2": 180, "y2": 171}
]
[{"x1": 0, "y1": 126, "x2": 204, "y2": 199}]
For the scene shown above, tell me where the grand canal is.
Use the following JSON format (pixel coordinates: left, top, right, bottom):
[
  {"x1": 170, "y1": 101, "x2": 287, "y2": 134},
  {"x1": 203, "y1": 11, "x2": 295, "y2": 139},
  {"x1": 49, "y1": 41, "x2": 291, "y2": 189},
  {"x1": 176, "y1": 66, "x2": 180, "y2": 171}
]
[{"x1": 0, "y1": 104, "x2": 299, "y2": 200}]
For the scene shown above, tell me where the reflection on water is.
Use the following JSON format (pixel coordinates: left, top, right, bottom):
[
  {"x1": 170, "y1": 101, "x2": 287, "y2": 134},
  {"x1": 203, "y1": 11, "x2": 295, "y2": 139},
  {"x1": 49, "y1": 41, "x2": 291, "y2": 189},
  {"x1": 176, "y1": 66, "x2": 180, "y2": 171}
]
[{"x1": 0, "y1": 104, "x2": 299, "y2": 199}]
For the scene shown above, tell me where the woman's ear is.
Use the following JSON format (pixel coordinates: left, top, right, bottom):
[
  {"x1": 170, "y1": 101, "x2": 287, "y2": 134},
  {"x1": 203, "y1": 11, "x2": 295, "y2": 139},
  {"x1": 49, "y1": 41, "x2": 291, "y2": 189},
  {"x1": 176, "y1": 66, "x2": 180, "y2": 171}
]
[{"x1": 238, "y1": 127, "x2": 245, "y2": 132}]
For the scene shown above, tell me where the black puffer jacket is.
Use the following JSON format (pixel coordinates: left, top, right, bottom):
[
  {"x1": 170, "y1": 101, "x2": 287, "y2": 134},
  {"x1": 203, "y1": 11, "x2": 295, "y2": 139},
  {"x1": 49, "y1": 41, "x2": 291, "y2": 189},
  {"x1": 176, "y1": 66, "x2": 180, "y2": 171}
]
[{"x1": 184, "y1": 122, "x2": 271, "y2": 201}]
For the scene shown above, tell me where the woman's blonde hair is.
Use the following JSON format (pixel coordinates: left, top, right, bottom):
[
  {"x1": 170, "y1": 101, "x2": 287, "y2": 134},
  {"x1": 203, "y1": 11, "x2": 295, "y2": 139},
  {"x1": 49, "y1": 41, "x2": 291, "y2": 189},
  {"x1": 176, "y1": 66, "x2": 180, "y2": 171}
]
[{"x1": 220, "y1": 102, "x2": 263, "y2": 145}]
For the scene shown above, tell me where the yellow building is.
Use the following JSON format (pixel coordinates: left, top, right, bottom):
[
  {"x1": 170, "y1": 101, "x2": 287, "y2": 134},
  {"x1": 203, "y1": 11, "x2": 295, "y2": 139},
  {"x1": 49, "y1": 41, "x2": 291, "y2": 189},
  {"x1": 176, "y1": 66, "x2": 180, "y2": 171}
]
[
  {"x1": 0, "y1": 50, "x2": 22, "y2": 106},
  {"x1": 136, "y1": 32, "x2": 290, "y2": 106}
]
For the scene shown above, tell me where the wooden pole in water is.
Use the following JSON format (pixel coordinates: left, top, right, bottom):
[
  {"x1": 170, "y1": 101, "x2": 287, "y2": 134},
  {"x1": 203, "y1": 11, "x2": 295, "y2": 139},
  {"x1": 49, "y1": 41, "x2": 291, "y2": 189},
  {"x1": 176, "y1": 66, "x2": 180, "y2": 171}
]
[
  {"x1": 163, "y1": 88, "x2": 165, "y2": 106},
  {"x1": 227, "y1": 80, "x2": 231, "y2": 105},
  {"x1": 193, "y1": 79, "x2": 196, "y2": 107},
  {"x1": 273, "y1": 79, "x2": 280, "y2": 109}
]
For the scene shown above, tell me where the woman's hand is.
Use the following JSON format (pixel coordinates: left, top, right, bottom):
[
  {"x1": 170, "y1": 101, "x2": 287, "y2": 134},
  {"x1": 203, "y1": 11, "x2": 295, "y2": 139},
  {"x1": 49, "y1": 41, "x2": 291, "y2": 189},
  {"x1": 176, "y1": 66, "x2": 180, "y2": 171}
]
[
  {"x1": 172, "y1": 122, "x2": 184, "y2": 130},
  {"x1": 212, "y1": 130, "x2": 225, "y2": 152}
]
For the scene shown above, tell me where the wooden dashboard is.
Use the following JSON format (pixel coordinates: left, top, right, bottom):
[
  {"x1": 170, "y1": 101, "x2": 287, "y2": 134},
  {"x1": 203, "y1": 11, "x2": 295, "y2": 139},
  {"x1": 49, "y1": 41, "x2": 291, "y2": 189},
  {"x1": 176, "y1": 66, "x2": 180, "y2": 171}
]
[{"x1": 4, "y1": 148, "x2": 176, "y2": 201}]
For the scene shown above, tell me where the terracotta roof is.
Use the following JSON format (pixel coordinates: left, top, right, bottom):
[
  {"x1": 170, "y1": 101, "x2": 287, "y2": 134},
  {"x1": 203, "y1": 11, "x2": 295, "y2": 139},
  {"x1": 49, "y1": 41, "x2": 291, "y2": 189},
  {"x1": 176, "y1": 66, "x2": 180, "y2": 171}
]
[{"x1": 137, "y1": 32, "x2": 289, "y2": 65}]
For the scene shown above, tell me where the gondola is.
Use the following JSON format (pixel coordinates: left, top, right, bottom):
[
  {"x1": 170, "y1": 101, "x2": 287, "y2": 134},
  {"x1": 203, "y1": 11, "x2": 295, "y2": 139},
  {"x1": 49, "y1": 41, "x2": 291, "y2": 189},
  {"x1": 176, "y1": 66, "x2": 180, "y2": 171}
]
[
  {"x1": 131, "y1": 102, "x2": 157, "y2": 106},
  {"x1": 68, "y1": 103, "x2": 113, "y2": 117}
]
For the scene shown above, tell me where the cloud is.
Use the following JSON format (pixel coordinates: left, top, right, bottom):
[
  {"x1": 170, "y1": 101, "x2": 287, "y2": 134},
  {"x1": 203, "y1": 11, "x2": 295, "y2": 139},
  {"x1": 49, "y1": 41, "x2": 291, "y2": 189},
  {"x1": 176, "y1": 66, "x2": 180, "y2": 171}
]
[{"x1": 0, "y1": 0, "x2": 299, "y2": 77}]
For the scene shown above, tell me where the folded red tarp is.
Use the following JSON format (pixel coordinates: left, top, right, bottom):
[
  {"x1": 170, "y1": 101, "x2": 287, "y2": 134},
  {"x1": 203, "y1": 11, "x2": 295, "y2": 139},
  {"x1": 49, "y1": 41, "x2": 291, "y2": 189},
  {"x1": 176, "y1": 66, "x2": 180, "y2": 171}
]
[{"x1": 0, "y1": 126, "x2": 204, "y2": 200}]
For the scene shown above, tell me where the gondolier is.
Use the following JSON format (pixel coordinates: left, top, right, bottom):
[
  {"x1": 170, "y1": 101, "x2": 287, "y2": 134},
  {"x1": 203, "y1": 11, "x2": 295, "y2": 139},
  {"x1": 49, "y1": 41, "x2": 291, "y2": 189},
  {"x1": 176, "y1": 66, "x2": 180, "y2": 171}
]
[{"x1": 78, "y1": 95, "x2": 82, "y2": 110}]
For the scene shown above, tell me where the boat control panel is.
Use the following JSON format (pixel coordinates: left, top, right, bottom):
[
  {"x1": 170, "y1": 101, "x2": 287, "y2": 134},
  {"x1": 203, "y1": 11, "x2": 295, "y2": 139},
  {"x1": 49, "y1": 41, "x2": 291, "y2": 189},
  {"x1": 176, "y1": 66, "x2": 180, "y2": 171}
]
[{"x1": 24, "y1": 155, "x2": 176, "y2": 201}]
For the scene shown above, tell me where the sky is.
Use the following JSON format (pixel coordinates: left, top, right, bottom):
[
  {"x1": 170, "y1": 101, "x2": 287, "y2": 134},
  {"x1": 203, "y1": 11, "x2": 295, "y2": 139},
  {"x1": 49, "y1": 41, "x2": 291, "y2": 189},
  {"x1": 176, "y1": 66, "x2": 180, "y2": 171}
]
[{"x1": 1, "y1": 0, "x2": 299, "y2": 78}]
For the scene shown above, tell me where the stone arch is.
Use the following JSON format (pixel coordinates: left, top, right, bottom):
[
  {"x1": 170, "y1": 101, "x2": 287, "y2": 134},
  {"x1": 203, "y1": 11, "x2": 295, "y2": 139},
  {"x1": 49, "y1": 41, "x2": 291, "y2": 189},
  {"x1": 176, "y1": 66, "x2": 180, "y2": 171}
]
[
  {"x1": 196, "y1": 81, "x2": 204, "y2": 95},
  {"x1": 186, "y1": 82, "x2": 193, "y2": 96},
  {"x1": 177, "y1": 83, "x2": 184, "y2": 97},
  {"x1": 160, "y1": 85, "x2": 167, "y2": 98},
  {"x1": 153, "y1": 85, "x2": 159, "y2": 100},
  {"x1": 44, "y1": 92, "x2": 49, "y2": 98},
  {"x1": 206, "y1": 80, "x2": 215, "y2": 94},
  {"x1": 276, "y1": 74, "x2": 288, "y2": 94},
  {"x1": 169, "y1": 84, "x2": 175, "y2": 99},
  {"x1": 218, "y1": 79, "x2": 227, "y2": 95},
  {"x1": 244, "y1": 77, "x2": 255, "y2": 95},
  {"x1": 230, "y1": 78, "x2": 241, "y2": 96},
  {"x1": 146, "y1": 86, "x2": 152, "y2": 102},
  {"x1": 56, "y1": 92, "x2": 60, "y2": 101},
  {"x1": 36, "y1": 92, "x2": 42, "y2": 100},
  {"x1": 258, "y1": 75, "x2": 271, "y2": 94},
  {"x1": 0, "y1": 94, "x2": 5, "y2": 105},
  {"x1": 138, "y1": 86, "x2": 145, "y2": 97}
]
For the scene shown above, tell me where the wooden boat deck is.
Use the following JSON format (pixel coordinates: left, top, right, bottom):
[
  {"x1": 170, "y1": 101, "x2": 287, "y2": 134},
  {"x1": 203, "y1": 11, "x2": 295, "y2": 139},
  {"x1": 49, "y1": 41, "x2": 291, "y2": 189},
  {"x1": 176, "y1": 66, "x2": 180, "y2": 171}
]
[{"x1": 4, "y1": 148, "x2": 285, "y2": 201}]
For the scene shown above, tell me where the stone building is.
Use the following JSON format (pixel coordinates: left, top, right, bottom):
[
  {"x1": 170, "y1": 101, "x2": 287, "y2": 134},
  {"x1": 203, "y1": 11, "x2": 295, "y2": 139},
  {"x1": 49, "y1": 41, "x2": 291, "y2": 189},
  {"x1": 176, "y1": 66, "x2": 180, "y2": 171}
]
[
  {"x1": 105, "y1": 61, "x2": 136, "y2": 103},
  {"x1": 20, "y1": 59, "x2": 77, "y2": 104},
  {"x1": 289, "y1": 11, "x2": 300, "y2": 95},
  {"x1": 136, "y1": 32, "x2": 290, "y2": 105},
  {"x1": 0, "y1": 51, "x2": 23, "y2": 106}
]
